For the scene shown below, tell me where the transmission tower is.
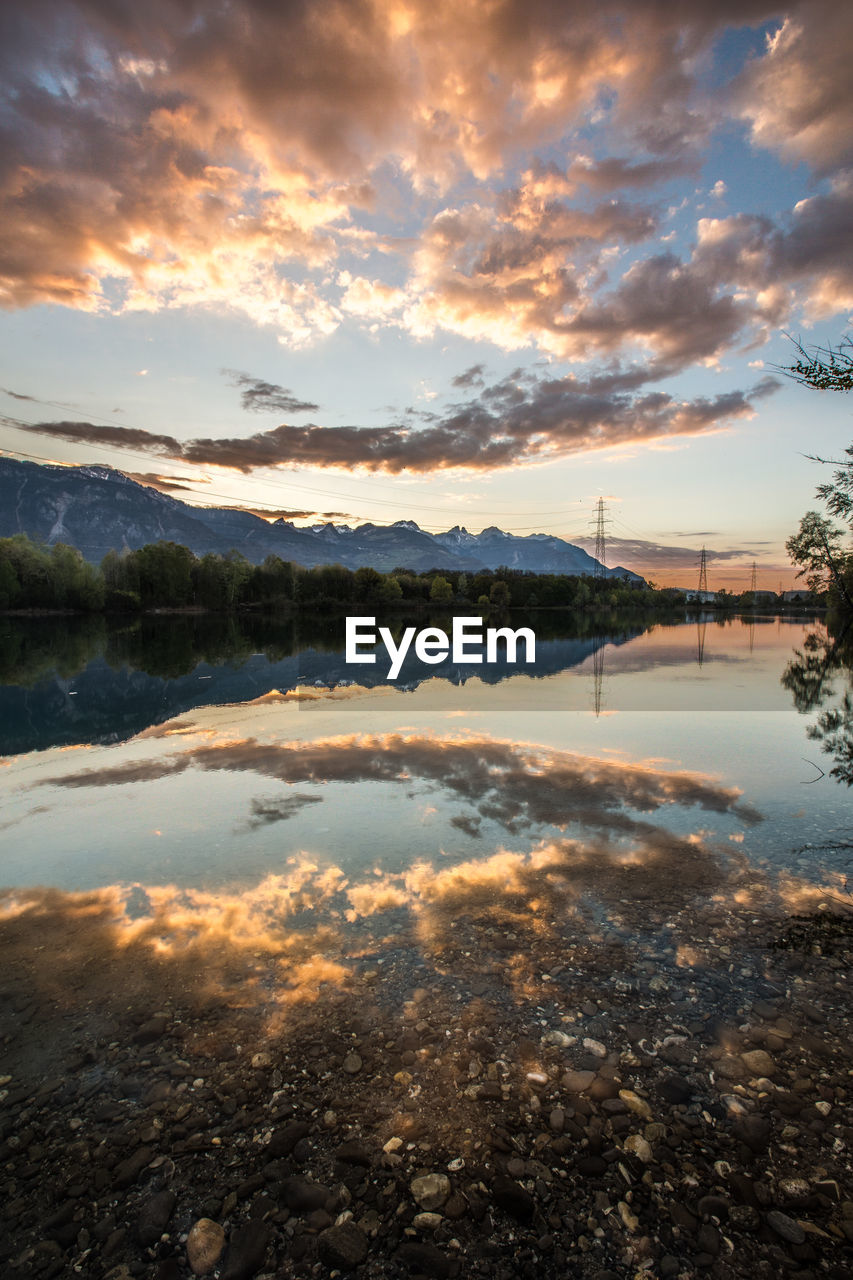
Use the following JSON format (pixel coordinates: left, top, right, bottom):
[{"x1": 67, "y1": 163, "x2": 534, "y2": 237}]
[
  {"x1": 697, "y1": 546, "x2": 708, "y2": 594},
  {"x1": 592, "y1": 637, "x2": 605, "y2": 716},
  {"x1": 592, "y1": 498, "x2": 608, "y2": 579},
  {"x1": 750, "y1": 562, "x2": 757, "y2": 593}
]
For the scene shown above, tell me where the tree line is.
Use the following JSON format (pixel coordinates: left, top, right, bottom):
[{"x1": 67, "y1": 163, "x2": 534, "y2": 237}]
[
  {"x1": 0, "y1": 533, "x2": 678, "y2": 613},
  {"x1": 0, "y1": 529, "x2": 829, "y2": 616}
]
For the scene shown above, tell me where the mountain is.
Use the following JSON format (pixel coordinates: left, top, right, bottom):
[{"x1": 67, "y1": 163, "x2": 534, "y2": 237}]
[{"x1": 0, "y1": 457, "x2": 642, "y2": 580}]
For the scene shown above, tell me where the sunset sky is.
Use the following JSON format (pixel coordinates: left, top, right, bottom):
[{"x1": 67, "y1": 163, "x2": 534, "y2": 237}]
[{"x1": 1, "y1": 0, "x2": 852, "y2": 588}]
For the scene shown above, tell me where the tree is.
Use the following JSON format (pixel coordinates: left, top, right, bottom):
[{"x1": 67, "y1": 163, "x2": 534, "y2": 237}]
[
  {"x1": 776, "y1": 334, "x2": 853, "y2": 391},
  {"x1": 429, "y1": 575, "x2": 453, "y2": 603},
  {"x1": 786, "y1": 512, "x2": 853, "y2": 610},
  {"x1": 780, "y1": 335, "x2": 853, "y2": 616}
]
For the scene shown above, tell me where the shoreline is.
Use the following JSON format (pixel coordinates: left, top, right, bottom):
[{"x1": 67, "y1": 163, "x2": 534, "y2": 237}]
[{"x1": 2, "y1": 875, "x2": 851, "y2": 1279}]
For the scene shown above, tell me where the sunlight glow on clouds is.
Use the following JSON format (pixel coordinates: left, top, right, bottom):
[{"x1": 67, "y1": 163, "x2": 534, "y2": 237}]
[{"x1": 0, "y1": 0, "x2": 852, "y2": 477}]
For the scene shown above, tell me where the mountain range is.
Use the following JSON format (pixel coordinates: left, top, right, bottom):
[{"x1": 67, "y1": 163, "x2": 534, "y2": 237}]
[{"x1": 0, "y1": 457, "x2": 641, "y2": 579}]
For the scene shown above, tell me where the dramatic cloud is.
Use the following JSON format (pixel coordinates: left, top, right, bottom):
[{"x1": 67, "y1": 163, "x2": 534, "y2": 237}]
[
  {"x1": 734, "y1": 4, "x2": 853, "y2": 172},
  {"x1": 0, "y1": 0, "x2": 849, "y2": 361},
  {"x1": 21, "y1": 363, "x2": 778, "y2": 473},
  {"x1": 20, "y1": 363, "x2": 779, "y2": 472},
  {"x1": 224, "y1": 370, "x2": 319, "y2": 415}
]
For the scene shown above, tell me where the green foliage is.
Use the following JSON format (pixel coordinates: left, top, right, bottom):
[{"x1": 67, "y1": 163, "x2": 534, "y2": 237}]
[
  {"x1": 786, "y1": 511, "x2": 853, "y2": 610},
  {"x1": 429, "y1": 574, "x2": 453, "y2": 602}
]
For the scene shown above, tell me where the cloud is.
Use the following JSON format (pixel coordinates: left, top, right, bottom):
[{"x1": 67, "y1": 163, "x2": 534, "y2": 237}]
[
  {"x1": 21, "y1": 365, "x2": 779, "y2": 473},
  {"x1": 0, "y1": 0, "x2": 849, "y2": 360},
  {"x1": 39, "y1": 730, "x2": 761, "y2": 834},
  {"x1": 734, "y1": 6, "x2": 853, "y2": 172},
  {"x1": 451, "y1": 364, "x2": 486, "y2": 389},
  {"x1": 125, "y1": 471, "x2": 202, "y2": 494},
  {"x1": 577, "y1": 536, "x2": 763, "y2": 570},
  {"x1": 247, "y1": 793, "x2": 324, "y2": 828},
  {"x1": 224, "y1": 370, "x2": 319, "y2": 415},
  {"x1": 693, "y1": 173, "x2": 853, "y2": 321}
]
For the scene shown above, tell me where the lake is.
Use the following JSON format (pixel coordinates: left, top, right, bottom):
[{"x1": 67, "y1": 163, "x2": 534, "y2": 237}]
[
  {"x1": 1, "y1": 612, "x2": 849, "y2": 898},
  {"x1": 1, "y1": 610, "x2": 851, "y2": 1277}
]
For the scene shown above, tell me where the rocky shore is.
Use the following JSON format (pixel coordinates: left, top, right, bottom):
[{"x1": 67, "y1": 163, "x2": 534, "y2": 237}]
[{"x1": 1, "y1": 885, "x2": 851, "y2": 1280}]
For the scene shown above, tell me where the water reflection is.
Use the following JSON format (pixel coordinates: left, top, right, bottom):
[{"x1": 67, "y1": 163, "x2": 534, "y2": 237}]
[
  {"x1": 781, "y1": 621, "x2": 853, "y2": 784},
  {"x1": 10, "y1": 729, "x2": 764, "y2": 983},
  {"x1": 0, "y1": 611, "x2": 822, "y2": 753}
]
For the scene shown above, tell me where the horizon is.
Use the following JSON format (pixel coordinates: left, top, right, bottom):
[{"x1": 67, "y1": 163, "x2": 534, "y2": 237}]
[{"x1": 2, "y1": 3, "x2": 853, "y2": 590}]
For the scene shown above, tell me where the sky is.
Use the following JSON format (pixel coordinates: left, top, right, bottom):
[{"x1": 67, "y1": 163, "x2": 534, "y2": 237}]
[{"x1": 1, "y1": 0, "x2": 852, "y2": 589}]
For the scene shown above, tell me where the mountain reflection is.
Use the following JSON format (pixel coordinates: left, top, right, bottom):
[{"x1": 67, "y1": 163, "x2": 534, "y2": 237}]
[{"x1": 0, "y1": 611, "x2": 650, "y2": 753}]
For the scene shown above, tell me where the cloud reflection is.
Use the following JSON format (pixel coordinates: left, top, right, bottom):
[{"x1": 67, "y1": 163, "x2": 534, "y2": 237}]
[{"x1": 13, "y1": 730, "x2": 769, "y2": 1020}]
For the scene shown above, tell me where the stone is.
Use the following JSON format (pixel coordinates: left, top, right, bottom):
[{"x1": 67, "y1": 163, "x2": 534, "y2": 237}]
[
  {"x1": 138, "y1": 1190, "x2": 176, "y2": 1247},
  {"x1": 335, "y1": 1138, "x2": 372, "y2": 1165},
  {"x1": 279, "y1": 1177, "x2": 331, "y2": 1212},
  {"x1": 317, "y1": 1221, "x2": 368, "y2": 1269},
  {"x1": 113, "y1": 1146, "x2": 154, "y2": 1189},
  {"x1": 342, "y1": 1052, "x2": 362, "y2": 1074},
  {"x1": 267, "y1": 1120, "x2": 310, "y2": 1158},
  {"x1": 411, "y1": 1172, "x2": 450, "y2": 1210},
  {"x1": 133, "y1": 1016, "x2": 168, "y2": 1045},
  {"x1": 623, "y1": 1135, "x2": 652, "y2": 1163},
  {"x1": 186, "y1": 1219, "x2": 225, "y2": 1276},
  {"x1": 562, "y1": 1069, "x2": 595, "y2": 1093},
  {"x1": 396, "y1": 1241, "x2": 451, "y2": 1277},
  {"x1": 619, "y1": 1089, "x2": 652, "y2": 1120},
  {"x1": 618, "y1": 1200, "x2": 639, "y2": 1232},
  {"x1": 492, "y1": 1174, "x2": 535, "y2": 1222},
  {"x1": 766, "y1": 1210, "x2": 806, "y2": 1244},
  {"x1": 741, "y1": 1049, "x2": 776, "y2": 1078},
  {"x1": 220, "y1": 1222, "x2": 271, "y2": 1280},
  {"x1": 659, "y1": 1074, "x2": 693, "y2": 1104},
  {"x1": 716, "y1": 1055, "x2": 746, "y2": 1080},
  {"x1": 413, "y1": 1212, "x2": 443, "y2": 1230}
]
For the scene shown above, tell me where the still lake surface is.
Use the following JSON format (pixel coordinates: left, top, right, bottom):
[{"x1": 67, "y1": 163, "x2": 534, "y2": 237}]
[{"x1": 0, "y1": 612, "x2": 850, "y2": 945}]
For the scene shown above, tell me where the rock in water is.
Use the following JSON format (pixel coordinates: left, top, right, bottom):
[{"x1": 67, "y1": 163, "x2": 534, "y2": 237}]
[
  {"x1": 186, "y1": 1219, "x2": 225, "y2": 1276},
  {"x1": 491, "y1": 1175, "x2": 535, "y2": 1222},
  {"x1": 317, "y1": 1221, "x2": 369, "y2": 1268},
  {"x1": 411, "y1": 1173, "x2": 451, "y2": 1210},
  {"x1": 220, "y1": 1222, "x2": 271, "y2": 1280}
]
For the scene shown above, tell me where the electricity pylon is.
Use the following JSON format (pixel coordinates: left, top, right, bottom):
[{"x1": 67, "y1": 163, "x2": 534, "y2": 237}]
[
  {"x1": 592, "y1": 498, "x2": 608, "y2": 579},
  {"x1": 697, "y1": 547, "x2": 708, "y2": 593}
]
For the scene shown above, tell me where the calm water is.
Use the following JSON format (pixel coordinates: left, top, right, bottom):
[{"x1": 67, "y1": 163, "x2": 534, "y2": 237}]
[{"x1": 0, "y1": 613, "x2": 850, "y2": 945}]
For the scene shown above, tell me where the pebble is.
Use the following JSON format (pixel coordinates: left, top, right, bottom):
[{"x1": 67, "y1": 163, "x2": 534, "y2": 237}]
[
  {"x1": 562, "y1": 1069, "x2": 595, "y2": 1093},
  {"x1": 342, "y1": 1052, "x2": 362, "y2": 1074},
  {"x1": 766, "y1": 1209, "x2": 806, "y2": 1244},
  {"x1": 623, "y1": 1134, "x2": 652, "y2": 1163},
  {"x1": 186, "y1": 1219, "x2": 225, "y2": 1276},
  {"x1": 411, "y1": 1173, "x2": 450, "y2": 1210},
  {"x1": 740, "y1": 1048, "x2": 776, "y2": 1078},
  {"x1": 413, "y1": 1212, "x2": 443, "y2": 1230},
  {"x1": 317, "y1": 1221, "x2": 369, "y2": 1268}
]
